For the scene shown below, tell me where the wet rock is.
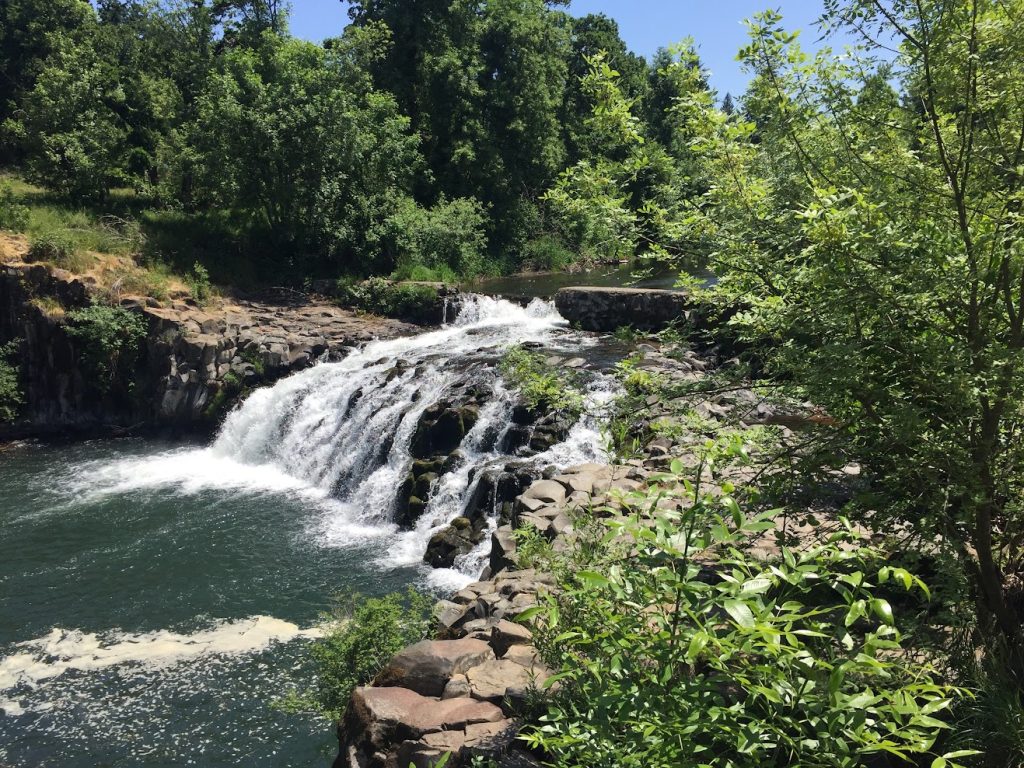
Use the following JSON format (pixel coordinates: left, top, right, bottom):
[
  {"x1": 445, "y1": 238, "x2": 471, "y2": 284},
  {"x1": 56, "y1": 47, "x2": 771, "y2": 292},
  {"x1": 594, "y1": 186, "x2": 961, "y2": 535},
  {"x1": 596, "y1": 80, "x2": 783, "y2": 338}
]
[{"x1": 424, "y1": 525, "x2": 476, "y2": 568}]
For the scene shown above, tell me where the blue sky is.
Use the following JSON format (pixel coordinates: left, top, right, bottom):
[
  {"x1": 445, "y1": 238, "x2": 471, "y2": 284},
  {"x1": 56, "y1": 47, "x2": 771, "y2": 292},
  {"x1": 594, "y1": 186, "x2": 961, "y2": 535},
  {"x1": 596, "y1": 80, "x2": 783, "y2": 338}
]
[{"x1": 286, "y1": 1, "x2": 845, "y2": 98}]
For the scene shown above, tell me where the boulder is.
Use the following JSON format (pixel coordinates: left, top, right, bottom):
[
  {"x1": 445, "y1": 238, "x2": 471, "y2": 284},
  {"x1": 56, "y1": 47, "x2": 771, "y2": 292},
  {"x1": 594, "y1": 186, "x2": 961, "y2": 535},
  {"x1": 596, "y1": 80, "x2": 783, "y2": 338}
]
[
  {"x1": 521, "y1": 480, "x2": 566, "y2": 506},
  {"x1": 347, "y1": 686, "x2": 505, "y2": 749},
  {"x1": 465, "y1": 659, "x2": 551, "y2": 707},
  {"x1": 378, "y1": 638, "x2": 495, "y2": 696}
]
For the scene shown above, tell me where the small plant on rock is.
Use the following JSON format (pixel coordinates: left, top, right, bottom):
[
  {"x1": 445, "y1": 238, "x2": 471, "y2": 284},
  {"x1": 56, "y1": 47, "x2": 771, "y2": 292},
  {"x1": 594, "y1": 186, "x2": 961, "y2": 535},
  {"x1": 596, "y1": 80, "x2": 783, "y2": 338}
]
[
  {"x1": 65, "y1": 303, "x2": 148, "y2": 393},
  {"x1": 500, "y1": 345, "x2": 584, "y2": 419},
  {"x1": 0, "y1": 340, "x2": 23, "y2": 422}
]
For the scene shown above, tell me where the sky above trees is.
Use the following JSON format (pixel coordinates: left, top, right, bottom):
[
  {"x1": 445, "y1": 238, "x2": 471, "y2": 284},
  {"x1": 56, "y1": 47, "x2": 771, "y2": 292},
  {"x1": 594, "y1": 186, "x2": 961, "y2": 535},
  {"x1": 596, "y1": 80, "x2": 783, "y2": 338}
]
[{"x1": 288, "y1": 0, "x2": 851, "y2": 98}]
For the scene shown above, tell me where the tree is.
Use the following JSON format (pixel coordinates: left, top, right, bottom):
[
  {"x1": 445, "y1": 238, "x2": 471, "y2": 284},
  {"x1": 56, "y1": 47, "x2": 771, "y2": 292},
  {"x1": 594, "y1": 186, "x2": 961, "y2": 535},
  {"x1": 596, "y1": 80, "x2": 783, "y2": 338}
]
[
  {"x1": 186, "y1": 28, "x2": 422, "y2": 274},
  {"x1": 687, "y1": 3, "x2": 1024, "y2": 683},
  {"x1": 0, "y1": 0, "x2": 96, "y2": 163},
  {"x1": 562, "y1": 13, "x2": 648, "y2": 163}
]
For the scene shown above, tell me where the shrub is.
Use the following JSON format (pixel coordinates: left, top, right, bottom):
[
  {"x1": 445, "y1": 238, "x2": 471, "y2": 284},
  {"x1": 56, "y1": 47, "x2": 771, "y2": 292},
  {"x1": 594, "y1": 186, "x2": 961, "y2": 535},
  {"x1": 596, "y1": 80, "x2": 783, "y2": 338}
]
[
  {"x1": 520, "y1": 234, "x2": 575, "y2": 272},
  {"x1": 307, "y1": 589, "x2": 434, "y2": 719},
  {"x1": 500, "y1": 345, "x2": 584, "y2": 418},
  {"x1": 0, "y1": 340, "x2": 23, "y2": 422},
  {"x1": 336, "y1": 277, "x2": 442, "y2": 324},
  {"x1": 386, "y1": 196, "x2": 488, "y2": 279},
  {"x1": 0, "y1": 184, "x2": 29, "y2": 232},
  {"x1": 520, "y1": 445, "x2": 973, "y2": 768},
  {"x1": 26, "y1": 230, "x2": 81, "y2": 268},
  {"x1": 185, "y1": 261, "x2": 212, "y2": 305},
  {"x1": 65, "y1": 304, "x2": 148, "y2": 392}
]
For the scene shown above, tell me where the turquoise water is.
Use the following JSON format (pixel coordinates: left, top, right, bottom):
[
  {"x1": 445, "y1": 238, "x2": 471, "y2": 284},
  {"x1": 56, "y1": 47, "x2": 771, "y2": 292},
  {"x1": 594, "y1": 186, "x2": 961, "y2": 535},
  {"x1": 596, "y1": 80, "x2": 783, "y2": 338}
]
[{"x1": 0, "y1": 438, "x2": 419, "y2": 767}]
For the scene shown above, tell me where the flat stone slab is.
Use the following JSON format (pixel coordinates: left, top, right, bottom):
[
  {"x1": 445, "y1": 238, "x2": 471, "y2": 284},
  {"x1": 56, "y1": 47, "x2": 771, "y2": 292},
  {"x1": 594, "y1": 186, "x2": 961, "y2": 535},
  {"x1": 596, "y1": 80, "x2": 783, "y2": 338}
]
[
  {"x1": 378, "y1": 638, "x2": 495, "y2": 696},
  {"x1": 351, "y1": 686, "x2": 505, "y2": 745}
]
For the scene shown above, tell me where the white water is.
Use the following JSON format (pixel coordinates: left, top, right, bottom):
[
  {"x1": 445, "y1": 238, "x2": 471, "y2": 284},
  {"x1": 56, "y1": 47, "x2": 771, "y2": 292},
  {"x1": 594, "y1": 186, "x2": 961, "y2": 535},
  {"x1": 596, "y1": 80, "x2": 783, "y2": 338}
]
[{"x1": 61, "y1": 295, "x2": 613, "y2": 588}]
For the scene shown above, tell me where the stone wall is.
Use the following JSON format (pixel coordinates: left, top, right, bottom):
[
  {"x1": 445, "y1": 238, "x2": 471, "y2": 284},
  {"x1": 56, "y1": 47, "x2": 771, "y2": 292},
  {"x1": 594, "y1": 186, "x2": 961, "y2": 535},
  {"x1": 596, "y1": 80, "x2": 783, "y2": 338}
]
[{"x1": 554, "y1": 286, "x2": 691, "y2": 332}]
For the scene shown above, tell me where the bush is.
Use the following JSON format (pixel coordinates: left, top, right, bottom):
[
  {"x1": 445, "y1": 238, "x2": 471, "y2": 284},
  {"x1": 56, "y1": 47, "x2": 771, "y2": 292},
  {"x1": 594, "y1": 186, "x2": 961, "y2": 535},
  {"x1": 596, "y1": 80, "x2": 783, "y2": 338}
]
[
  {"x1": 386, "y1": 196, "x2": 489, "y2": 279},
  {"x1": 185, "y1": 261, "x2": 212, "y2": 305},
  {"x1": 65, "y1": 304, "x2": 148, "y2": 392},
  {"x1": 26, "y1": 230, "x2": 82, "y2": 268},
  {"x1": 500, "y1": 345, "x2": 584, "y2": 418},
  {"x1": 335, "y1": 277, "x2": 442, "y2": 324},
  {"x1": 308, "y1": 589, "x2": 434, "y2": 719},
  {"x1": 520, "y1": 234, "x2": 575, "y2": 272},
  {"x1": 520, "y1": 445, "x2": 973, "y2": 768},
  {"x1": 0, "y1": 184, "x2": 29, "y2": 231},
  {"x1": 0, "y1": 340, "x2": 23, "y2": 422}
]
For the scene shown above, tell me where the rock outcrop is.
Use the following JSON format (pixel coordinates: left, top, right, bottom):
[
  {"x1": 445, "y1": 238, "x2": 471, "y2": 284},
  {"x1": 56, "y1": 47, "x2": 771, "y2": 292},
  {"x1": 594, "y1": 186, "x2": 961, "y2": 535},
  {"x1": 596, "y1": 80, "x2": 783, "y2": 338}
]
[
  {"x1": 554, "y1": 286, "x2": 690, "y2": 332},
  {"x1": 0, "y1": 262, "x2": 416, "y2": 436}
]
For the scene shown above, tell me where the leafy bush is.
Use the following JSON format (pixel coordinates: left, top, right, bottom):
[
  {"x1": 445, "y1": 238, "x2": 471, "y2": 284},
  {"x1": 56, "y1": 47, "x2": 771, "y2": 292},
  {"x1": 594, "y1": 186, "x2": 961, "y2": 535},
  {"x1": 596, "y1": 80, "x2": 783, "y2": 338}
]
[
  {"x1": 308, "y1": 589, "x2": 434, "y2": 719},
  {"x1": 500, "y1": 345, "x2": 584, "y2": 418},
  {"x1": 185, "y1": 261, "x2": 212, "y2": 305},
  {"x1": 0, "y1": 184, "x2": 29, "y2": 231},
  {"x1": 0, "y1": 340, "x2": 23, "y2": 422},
  {"x1": 26, "y1": 230, "x2": 82, "y2": 268},
  {"x1": 520, "y1": 447, "x2": 972, "y2": 768},
  {"x1": 386, "y1": 196, "x2": 489, "y2": 279},
  {"x1": 520, "y1": 234, "x2": 575, "y2": 272},
  {"x1": 65, "y1": 304, "x2": 148, "y2": 392},
  {"x1": 335, "y1": 277, "x2": 442, "y2": 324}
]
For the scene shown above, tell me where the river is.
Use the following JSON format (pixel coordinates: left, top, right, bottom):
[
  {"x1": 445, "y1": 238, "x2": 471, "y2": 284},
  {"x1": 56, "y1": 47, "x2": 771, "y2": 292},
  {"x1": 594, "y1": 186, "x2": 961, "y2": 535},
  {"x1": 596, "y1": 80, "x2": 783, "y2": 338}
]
[{"x1": 0, "y1": 296, "x2": 614, "y2": 766}]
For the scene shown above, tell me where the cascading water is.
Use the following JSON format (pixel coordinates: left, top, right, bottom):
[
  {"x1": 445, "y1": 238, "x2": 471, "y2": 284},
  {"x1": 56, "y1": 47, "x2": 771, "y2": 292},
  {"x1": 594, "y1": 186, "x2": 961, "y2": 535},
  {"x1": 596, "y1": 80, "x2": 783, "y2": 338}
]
[
  {"x1": 0, "y1": 293, "x2": 616, "y2": 766},
  {"x1": 208, "y1": 293, "x2": 613, "y2": 586}
]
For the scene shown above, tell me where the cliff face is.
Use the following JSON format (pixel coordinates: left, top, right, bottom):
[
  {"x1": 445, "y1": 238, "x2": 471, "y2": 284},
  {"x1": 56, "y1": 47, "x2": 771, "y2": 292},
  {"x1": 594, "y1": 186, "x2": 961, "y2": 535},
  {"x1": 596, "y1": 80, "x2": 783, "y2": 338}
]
[{"x1": 0, "y1": 263, "x2": 416, "y2": 437}]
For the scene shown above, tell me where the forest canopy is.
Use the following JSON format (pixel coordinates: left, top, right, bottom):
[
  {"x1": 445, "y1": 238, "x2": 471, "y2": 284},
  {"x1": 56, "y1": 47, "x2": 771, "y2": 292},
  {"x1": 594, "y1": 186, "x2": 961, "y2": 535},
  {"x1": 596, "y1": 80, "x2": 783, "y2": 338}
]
[{"x1": 0, "y1": 0, "x2": 716, "y2": 282}]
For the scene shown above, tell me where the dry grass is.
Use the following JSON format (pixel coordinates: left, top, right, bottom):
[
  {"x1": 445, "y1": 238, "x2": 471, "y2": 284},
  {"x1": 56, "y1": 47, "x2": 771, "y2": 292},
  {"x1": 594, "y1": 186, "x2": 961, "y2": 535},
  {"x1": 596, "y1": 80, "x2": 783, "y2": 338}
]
[{"x1": 1, "y1": 231, "x2": 197, "y2": 307}]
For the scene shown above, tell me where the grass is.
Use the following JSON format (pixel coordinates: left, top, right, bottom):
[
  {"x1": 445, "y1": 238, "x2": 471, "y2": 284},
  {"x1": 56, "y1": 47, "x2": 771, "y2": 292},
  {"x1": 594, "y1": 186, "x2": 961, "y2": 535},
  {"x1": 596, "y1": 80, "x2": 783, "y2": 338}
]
[
  {"x1": 28, "y1": 295, "x2": 66, "y2": 320},
  {"x1": 0, "y1": 171, "x2": 209, "y2": 305}
]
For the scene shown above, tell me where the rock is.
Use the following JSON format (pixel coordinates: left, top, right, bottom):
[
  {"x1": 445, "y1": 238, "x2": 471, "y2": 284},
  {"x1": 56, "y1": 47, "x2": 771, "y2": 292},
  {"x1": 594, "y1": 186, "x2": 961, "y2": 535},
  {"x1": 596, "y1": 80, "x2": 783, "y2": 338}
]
[
  {"x1": 442, "y1": 673, "x2": 472, "y2": 700},
  {"x1": 554, "y1": 287, "x2": 690, "y2": 332},
  {"x1": 522, "y1": 480, "x2": 567, "y2": 506},
  {"x1": 378, "y1": 638, "x2": 495, "y2": 696},
  {"x1": 348, "y1": 686, "x2": 505, "y2": 748},
  {"x1": 424, "y1": 525, "x2": 475, "y2": 568},
  {"x1": 490, "y1": 527, "x2": 517, "y2": 574},
  {"x1": 465, "y1": 659, "x2": 550, "y2": 707},
  {"x1": 491, "y1": 620, "x2": 533, "y2": 657}
]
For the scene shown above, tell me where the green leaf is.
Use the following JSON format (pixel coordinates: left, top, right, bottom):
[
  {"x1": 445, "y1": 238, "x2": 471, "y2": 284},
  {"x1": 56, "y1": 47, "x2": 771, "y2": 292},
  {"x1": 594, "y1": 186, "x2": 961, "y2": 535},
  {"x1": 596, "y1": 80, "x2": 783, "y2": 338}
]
[
  {"x1": 723, "y1": 599, "x2": 756, "y2": 629},
  {"x1": 576, "y1": 570, "x2": 612, "y2": 588}
]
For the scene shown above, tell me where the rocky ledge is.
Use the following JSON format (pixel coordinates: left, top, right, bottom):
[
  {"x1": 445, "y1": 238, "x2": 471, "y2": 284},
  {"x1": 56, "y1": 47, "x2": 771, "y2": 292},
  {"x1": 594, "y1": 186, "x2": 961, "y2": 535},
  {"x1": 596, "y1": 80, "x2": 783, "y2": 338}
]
[
  {"x1": 0, "y1": 261, "x2": 416, "y2": 435},
  {"x1": 554, "y1": 286, "x2": 690, "y2": 332}
]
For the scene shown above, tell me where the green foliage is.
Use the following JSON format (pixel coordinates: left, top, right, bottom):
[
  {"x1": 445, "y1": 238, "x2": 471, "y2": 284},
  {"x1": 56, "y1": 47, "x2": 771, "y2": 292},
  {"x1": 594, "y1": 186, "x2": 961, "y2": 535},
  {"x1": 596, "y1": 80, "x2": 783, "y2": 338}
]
[
  {"x1": 500, "y1": 345, "x2": 584, "y2": 418},
  {"x1": 385, "y1": 196, "x2": 488, "y2": 279},
  {"x1": 65, "y1": 303, "x2": 147, "y2": 392},
  {"x1": 186, "y1": 28, "x2": 420, "y2": 275},
  {"x1": 308, "y1": 589, "x2": 434, "y2": 719},
  {"x1": 0, "y1": 340, "x2": 23, "y2": 422},
  {"x1": 0, "y1": 184, "x2": 29, "y2": 231},
  {"x1": 26, "y1": 229, "x2": 84, "y2": 269},
  {"x1": 185, "y1": 261, "x2": 212, "y2": 305},
  {"x1": 521, "y1": 448, "x2": 971, "y2": 768},
  {"x1": 674, "y1": 3, "x2": 1024, "y2": 681},
  {"x1": 336, "y1": 277, "x2": 441, "y2": 324},
  {"x1": 519, "y1": 234, "x2": 574, "y2": 272}
]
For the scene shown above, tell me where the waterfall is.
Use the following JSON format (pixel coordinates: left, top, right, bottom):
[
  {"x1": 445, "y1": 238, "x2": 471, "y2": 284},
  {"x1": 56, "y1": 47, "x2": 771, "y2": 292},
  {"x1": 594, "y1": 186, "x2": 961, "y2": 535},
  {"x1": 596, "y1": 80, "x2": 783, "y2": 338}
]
[{"x1": 64, "y1": 295, "x2": 613, "y2": 587}]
